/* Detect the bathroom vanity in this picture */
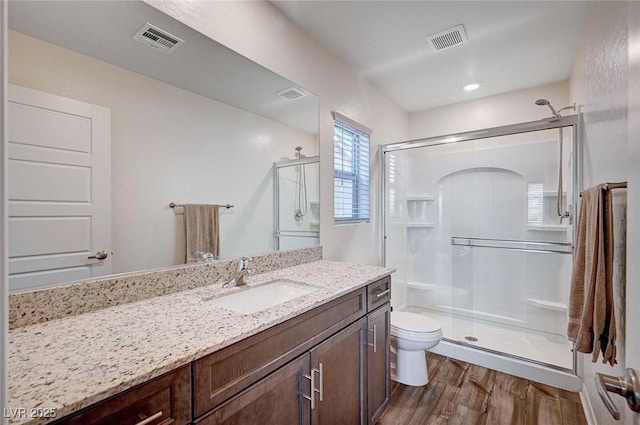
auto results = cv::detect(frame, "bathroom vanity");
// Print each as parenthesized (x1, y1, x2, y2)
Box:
(7, 259, 392, 425)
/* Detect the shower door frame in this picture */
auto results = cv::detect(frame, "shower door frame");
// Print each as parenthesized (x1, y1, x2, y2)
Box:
(379, 114, 581, 374)
(273, 156, 320, 251)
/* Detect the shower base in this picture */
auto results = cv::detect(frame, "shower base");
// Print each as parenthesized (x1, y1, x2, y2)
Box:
(407, 306, 580, 390)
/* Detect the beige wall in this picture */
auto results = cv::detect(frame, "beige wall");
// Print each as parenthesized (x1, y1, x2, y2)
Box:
(145, 0, 410, 265)
(8, 30, 317, 273)
(408, 80, 569, 139)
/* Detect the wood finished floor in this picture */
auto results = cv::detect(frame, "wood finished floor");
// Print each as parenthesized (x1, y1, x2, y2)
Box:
(377, 353, 587, 425)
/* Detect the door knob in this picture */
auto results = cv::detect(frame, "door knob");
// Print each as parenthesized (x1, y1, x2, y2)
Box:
(596, 368, 640, 419)
(88, 250, 109, 260)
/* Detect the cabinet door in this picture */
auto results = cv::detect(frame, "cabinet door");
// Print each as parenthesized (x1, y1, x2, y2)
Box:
(196, 353, 311, 425)
(367, 303, 391, 424)
(311, 317, 366, 425)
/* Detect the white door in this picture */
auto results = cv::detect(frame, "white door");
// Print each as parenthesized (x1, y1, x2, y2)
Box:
(8, 85, 111, 290)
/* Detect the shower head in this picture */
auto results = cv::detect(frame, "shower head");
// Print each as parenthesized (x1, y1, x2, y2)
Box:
(535, 99, 561, 118)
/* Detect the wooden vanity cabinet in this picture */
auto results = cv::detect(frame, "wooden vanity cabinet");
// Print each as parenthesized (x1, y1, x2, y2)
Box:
(53, 365, 191, 425)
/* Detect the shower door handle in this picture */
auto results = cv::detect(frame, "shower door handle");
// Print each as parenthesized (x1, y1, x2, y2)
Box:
(595, 368, 640, 419)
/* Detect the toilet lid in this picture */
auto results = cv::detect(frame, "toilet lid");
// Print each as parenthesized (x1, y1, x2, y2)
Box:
(391, 311, 441, 333)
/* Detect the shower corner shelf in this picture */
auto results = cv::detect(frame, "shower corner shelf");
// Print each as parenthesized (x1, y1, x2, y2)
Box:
(526, 224, 568, 232)
(543, 191, 567, 197)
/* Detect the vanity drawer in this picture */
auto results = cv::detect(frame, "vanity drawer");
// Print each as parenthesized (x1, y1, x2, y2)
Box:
(54, 366, 191, 425)
(367, 276, 391, 311)
(193, 287, 366, 417)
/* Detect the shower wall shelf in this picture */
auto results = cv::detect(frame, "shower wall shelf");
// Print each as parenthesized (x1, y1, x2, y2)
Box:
(406, 281, 436, 290)
(527, 298, 567, 312)
(526, 224, 568, 232)
(406, 196, 436, 226)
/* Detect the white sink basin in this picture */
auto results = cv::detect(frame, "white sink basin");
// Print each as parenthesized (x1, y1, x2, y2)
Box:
(206, 280, 318, 314)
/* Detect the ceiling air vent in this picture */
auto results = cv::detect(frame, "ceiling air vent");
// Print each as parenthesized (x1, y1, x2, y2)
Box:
(133, 23, 184, 54)
(427, 24, 468, 52)
(277, 87, 306, 100)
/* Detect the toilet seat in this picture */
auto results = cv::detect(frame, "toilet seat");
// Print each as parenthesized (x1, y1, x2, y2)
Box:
(391, 311, 442, 341)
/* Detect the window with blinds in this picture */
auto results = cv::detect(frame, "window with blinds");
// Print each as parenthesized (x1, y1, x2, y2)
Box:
(334, 116, 370, 224)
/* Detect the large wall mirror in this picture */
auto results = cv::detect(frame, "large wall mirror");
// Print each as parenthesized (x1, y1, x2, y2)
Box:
(6, 0, 320, 291)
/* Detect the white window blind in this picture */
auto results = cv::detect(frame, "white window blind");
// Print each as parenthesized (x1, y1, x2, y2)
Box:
(333, 114, 370, 224)
(527, 183, 544, 224)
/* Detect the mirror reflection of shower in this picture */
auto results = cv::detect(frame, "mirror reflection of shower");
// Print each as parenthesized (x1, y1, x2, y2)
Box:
(535, 99, 576, 223)
(294, 146, 308, 222)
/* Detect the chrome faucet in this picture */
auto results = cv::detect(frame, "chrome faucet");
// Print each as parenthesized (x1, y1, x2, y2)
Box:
(222, 257, 254, 288)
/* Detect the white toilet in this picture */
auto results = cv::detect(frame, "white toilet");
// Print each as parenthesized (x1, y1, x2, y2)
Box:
(390, 311, 442, 386)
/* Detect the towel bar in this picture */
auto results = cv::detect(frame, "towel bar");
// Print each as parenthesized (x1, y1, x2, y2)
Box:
(579, 181, 627, 197)
(169, 202, 233, 209)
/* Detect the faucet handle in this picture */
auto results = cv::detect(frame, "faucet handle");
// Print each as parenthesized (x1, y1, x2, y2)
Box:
(238, 256, 251, 270)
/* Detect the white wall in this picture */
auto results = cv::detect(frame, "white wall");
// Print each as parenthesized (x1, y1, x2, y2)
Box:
(409, 80, 569, 139)
(569, 3, 637, 424)
(8, 31, 317, 273)
(144, 0, 410, 266)
(627, 4, 640, 425)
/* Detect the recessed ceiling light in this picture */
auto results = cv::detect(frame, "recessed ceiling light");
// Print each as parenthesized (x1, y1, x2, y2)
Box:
(463, 83, 480, 91)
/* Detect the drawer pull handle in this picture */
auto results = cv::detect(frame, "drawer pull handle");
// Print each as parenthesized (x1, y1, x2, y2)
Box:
(375, 289, 390, 298)
(134, 411, 162, 425)
(367, 325, 377, 353)
(316, 363, 324, 402)
(302, 370, 316, 410)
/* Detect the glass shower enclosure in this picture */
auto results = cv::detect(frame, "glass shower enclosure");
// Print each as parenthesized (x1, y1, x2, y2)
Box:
(381, 116, 579, 371)
(274, 156, 320, 250)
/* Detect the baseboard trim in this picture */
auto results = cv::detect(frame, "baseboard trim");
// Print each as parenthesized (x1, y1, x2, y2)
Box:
(580, 382, 597, 425)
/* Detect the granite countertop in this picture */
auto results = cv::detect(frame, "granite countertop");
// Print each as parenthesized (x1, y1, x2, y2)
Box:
(7, 260, 393, 425)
